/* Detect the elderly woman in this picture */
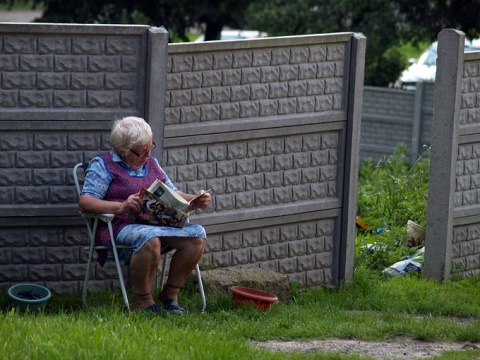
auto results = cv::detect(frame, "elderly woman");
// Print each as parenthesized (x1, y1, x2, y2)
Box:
(79, 116, 210, 315)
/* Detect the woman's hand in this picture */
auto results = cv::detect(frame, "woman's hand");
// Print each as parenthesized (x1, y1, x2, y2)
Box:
(120, 192, 143, 214)
(188, 191, 211, 211)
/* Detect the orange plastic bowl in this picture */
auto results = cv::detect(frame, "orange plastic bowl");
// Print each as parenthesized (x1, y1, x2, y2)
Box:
(229, 286, 278, 310)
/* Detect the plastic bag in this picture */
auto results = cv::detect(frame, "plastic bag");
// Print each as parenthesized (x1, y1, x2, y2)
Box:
(383, 247, 425, 276)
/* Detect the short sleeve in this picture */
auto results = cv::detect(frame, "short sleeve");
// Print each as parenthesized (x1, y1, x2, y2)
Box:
(80, 157, 112, 199)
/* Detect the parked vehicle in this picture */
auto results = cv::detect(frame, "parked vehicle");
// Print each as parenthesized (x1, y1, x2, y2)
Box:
(194, 29, 268, 42)
(397, 39, 480, 89)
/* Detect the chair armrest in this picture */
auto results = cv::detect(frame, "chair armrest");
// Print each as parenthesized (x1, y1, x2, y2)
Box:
(81, 212, 115, 223)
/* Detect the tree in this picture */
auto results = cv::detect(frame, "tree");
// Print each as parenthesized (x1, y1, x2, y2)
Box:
(396, 0, 480, 42)
(20, 0, 252, 42)
(245, 0, 480, 86)
(4, 0, 480, 85)
(245, 0, 405, 86)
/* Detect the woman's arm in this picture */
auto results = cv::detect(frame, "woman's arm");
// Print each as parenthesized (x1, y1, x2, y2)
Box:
(79, 193, 142, 215)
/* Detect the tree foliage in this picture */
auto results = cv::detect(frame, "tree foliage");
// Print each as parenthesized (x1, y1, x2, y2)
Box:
(3, 0, 480, 85)
(17, 0, 252, 42)
(245, 0, 480, 86)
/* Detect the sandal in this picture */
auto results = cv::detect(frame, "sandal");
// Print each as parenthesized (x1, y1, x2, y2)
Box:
(163, 299, 184, 315)
(142, 303, 163, 315)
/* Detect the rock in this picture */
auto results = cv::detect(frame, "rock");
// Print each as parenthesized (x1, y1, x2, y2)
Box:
(189, 267, 291, 302)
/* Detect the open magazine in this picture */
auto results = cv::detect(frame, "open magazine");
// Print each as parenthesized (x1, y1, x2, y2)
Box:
(129, 179, 211, 228)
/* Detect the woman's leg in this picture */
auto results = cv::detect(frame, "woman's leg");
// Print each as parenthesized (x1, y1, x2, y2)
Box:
(158, 236, 206, 303)
(130, 236, 161, 308)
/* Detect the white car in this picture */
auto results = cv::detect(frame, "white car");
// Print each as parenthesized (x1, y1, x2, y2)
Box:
(398, 39, 480, 89)
(194, 29, 268, 42)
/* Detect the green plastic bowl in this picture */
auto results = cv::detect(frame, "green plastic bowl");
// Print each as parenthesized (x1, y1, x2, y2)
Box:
(8, 283, 51, 312)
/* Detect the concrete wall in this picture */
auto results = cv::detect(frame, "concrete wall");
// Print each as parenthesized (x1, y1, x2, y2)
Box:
(0, 24, 365, 294)
(163, 34, 365, 287)
(424, 29, 480, 280)
(0, 23, 168, 294)
(361, 82, 434, 164)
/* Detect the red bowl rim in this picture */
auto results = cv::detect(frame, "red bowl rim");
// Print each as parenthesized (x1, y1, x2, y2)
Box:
(229, 286, 278, 302)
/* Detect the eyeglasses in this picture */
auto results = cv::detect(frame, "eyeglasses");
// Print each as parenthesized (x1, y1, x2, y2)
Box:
(130, 142, 156, 157)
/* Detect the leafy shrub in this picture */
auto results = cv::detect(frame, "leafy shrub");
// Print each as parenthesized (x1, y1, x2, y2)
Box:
(355, 145, 430, 271)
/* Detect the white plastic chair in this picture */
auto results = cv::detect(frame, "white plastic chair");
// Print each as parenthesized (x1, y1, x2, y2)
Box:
(73, 162, 206, 312)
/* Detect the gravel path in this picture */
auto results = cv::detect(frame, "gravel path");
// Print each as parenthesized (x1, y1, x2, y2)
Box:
(252, 339, 479, 359)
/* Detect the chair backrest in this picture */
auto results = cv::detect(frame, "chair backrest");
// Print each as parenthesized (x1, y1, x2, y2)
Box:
(73, 162, 89, 198)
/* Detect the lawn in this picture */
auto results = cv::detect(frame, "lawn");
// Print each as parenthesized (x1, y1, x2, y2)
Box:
(2, 146, 480, 359)
(1, 270, 480, 359)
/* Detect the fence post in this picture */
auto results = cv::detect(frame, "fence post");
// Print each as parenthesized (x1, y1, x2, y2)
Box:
(424, 29, 465, 280)
(338, 33, 367, 282)
(411, 81, 424, 164)
(145, 26, 169, 161)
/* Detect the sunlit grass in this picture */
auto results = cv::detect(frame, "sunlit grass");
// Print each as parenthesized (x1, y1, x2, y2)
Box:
(1, 270, 480, 359)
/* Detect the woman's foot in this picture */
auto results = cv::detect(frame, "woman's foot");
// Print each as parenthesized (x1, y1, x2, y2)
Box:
(142, 303, 163, 315)
(158, 284, 184, 315)
(162, 299, 184, 315)
(133, 292, 155, 310)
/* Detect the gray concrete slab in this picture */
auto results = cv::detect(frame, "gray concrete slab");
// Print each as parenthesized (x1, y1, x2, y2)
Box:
(0, 10, 43, 23)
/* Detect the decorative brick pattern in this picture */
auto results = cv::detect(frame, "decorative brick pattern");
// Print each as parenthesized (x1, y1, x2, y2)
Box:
(455, 142, 480, 207)
(162, 35, 359, 288)
(0, 24, 151, 293)
(165, 44, 346, 125)
(0, 132, 109, 205)
(0, 32, 145, 116)
(0, 25, 364, 292)
(451, 223, 480, 276)
(361, 82, 435, 163)
(461, 59, 480, 126)
(164, 132, 340, 210)
(200, 217, 335, 286)
(450, 56, 480, 277)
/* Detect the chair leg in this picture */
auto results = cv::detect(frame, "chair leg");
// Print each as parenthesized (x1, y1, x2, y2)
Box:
(83, 219, 97, 306)
(196, 264, 206, 312)
(82, 249, 94, 306)
(159, 252, 169, 290)
(112, 249, 129, 311)
(108, 224, 130, 311)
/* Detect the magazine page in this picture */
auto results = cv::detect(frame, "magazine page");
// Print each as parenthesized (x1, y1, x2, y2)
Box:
(129, 188, 188, 228)
(148, 179, 190, 211)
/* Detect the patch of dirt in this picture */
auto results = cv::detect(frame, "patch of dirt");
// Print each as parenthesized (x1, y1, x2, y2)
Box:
(252, 339, 479, 359)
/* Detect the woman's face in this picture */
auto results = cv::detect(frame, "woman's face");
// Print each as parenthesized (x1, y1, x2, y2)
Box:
(123, 139, 156, 169)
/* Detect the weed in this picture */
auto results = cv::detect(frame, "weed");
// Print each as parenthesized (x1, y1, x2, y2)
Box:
(356, 145, 430, 271)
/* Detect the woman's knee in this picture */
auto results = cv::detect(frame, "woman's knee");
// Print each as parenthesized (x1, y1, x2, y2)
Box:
(143, 236, 161, 254)
(192, 237, 206, 252)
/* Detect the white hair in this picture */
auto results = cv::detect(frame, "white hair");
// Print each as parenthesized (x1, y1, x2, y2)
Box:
(110, 116, 153, 156)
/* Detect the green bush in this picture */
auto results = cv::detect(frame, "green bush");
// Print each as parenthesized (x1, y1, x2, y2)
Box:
(355, 145, 430, 271)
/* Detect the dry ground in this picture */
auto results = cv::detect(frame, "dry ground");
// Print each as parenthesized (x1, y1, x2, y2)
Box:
(252, 339, 479, 359)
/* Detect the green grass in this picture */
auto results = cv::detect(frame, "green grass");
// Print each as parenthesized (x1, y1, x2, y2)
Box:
(2, 146, 478, 359)
(1, 270, 480, 359)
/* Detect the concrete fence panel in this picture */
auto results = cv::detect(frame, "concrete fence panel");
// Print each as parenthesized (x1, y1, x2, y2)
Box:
(361, 82, 434, 164)
(164, 33, 366, 287)
(425, 29, 480, 279)
(0, 23, 169, 293)
(0, 23, 365, 293)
